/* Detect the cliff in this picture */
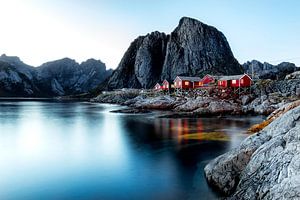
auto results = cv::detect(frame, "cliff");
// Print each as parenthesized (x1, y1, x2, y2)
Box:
(106, 17, 243, 89)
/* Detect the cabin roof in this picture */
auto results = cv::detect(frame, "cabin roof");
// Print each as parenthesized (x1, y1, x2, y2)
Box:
(202, 74, 223, 80)
(176, 76, 202, 82)
(218, 74, 251, 81)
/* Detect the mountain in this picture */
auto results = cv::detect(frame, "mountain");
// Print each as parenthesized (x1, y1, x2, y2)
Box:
(0, 60, 38, 97)
(107, 32, 168, 89)
(243, 60, 299, 80)
(0, 54, 112, 97)
(106, 17, 243, 89)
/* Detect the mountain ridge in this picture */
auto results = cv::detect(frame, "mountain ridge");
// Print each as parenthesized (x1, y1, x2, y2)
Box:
(0, 55, 112, 97)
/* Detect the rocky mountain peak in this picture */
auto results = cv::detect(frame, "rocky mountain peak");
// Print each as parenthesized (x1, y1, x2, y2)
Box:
(177, 16, 206, 29)
(39, 57, 77, 68)
(0, 54, 33, 69)
(105, 17, 243, 90)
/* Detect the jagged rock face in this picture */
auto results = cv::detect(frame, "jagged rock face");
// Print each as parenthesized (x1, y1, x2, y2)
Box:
(107, 32, 168, 89)
(0, 61, 39, 96)
(204, 102, 300, 199)
(36, 58, 112, 96)
(0, 55, 112, 97)
(161, 17, 243, 80)
(106, 17, 243, 89)
(134, 32, 168, 88)
(243, 60, 298, 80)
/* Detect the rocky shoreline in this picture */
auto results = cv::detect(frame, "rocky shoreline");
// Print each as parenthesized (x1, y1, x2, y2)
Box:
(204, 100, 300, 199)
(91, 91, 297, 117)
(91, 72, 300, 117)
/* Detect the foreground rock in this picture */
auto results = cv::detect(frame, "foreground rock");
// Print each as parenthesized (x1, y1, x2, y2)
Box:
(249, 100, 300, 133)
(204, 102, 300, 199)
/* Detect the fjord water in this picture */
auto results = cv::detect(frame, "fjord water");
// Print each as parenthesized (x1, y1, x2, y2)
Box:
(0, 101, 263, 200)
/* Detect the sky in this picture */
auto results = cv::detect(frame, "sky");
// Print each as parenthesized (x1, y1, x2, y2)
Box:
(0, 0, 300, 69)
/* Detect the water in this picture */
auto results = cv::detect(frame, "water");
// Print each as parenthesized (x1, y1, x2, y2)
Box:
(0, 100, 264, 200)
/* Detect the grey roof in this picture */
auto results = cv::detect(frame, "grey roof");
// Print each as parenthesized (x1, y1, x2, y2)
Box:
(218, 74, 249, 81)
(176, 76, 202, 82)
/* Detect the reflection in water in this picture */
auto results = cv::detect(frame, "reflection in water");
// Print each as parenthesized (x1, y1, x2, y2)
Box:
(0, 101, 264, 200)
(153, 117, 258, 145)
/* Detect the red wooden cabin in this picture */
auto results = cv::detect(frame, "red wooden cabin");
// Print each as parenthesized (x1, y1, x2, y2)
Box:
(201, 74, 218, 85)
(161, 80, 170, 90)
(218, 74, 252, 88)
(154, 83, 162, 90)
(174, 76, 202, 89)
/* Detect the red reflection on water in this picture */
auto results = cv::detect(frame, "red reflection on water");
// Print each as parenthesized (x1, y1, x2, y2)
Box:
(196, 119, 203, 140)
(182, 119, 189, 144)
(177, 119, 183, 144)
(154, 118, 206, 145)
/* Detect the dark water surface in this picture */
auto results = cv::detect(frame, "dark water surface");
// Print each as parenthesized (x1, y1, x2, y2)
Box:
(0, 101, 264, 200)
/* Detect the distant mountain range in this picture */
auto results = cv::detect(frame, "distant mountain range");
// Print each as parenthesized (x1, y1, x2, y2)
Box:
(0, 54, 112, 97)
(243, 60, 298, 80)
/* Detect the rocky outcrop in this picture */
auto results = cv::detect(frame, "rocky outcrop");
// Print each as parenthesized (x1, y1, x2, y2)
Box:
(105, 17, 243, 90)
(0, 55, 112, 97)
(204, 102, 300, 199)
(249, 100, 300, 133)
(243, 60, 298, 80)
(90, 89, 140, 104)
(92, 90, 244, 116)
(107, 32, 168, 89)
(0, 60, 38, 96)
(161, 17, 242, 81)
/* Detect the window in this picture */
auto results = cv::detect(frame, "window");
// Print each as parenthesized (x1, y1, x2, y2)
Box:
(232, 80, 236, 84)
(166, 84, 169, 88)
(185, 82, 189, 86)
(174, 82, 177, 86)
(241, 79, 244, 84)
(179, 81, 181, 86)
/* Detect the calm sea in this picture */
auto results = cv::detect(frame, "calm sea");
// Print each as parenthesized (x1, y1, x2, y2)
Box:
(0, 100, 263, 200)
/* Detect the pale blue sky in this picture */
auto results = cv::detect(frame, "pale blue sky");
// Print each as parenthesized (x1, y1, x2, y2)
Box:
(0, 0, 299, 68)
